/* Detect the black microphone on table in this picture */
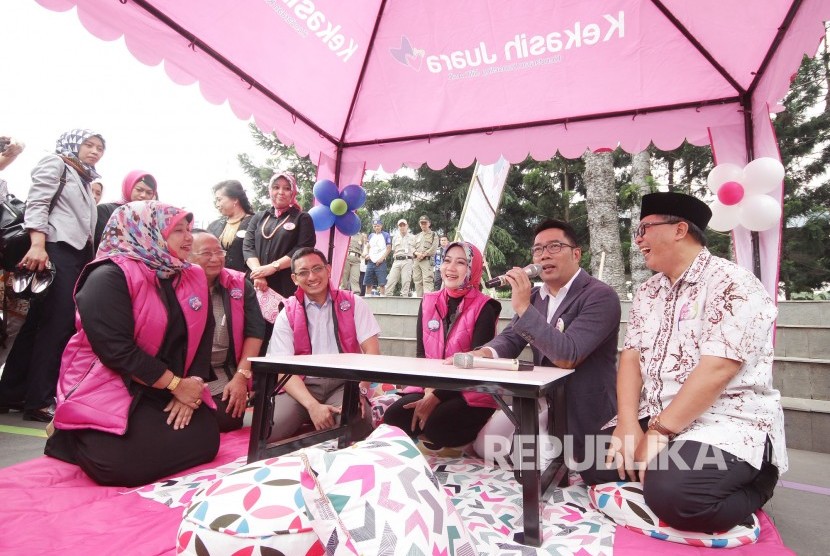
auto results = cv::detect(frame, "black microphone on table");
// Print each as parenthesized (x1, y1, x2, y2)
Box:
(453, 353, 534, 372)
(485, 264, 542, 288)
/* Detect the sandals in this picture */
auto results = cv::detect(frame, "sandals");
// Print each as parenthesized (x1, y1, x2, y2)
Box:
(12, 261, 55, 295)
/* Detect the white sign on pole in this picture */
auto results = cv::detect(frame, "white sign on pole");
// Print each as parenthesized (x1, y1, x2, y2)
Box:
(456, 156, 510, 252)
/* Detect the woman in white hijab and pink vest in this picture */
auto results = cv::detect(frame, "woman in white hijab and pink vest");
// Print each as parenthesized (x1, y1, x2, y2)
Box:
(382, 241, 502, 448)
(46, 201, 219, 487)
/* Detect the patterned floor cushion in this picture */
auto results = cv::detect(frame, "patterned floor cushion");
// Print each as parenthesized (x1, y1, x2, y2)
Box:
(300, 424, 479, 555)
(177, 455, 324, 555)
(368, 392, 399, 428)
(588, 481, 760, 548)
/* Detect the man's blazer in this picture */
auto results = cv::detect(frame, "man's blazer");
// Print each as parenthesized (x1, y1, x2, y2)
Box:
(485, 270, 621, 458)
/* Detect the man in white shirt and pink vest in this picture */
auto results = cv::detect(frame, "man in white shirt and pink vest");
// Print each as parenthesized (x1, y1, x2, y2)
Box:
(267, 247, 378, 441)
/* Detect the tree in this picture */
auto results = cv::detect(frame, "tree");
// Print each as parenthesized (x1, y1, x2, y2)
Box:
(774, 45, 830, 297)
(627, 149, 654, 290)
(583, 150, 626, 295)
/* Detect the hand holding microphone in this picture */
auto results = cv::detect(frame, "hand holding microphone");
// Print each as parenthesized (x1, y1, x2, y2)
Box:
(485, 264, 542, 288)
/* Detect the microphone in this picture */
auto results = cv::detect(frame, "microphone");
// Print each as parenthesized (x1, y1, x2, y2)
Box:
(453, 353, 534, 372)
(485, 264, 542, 288)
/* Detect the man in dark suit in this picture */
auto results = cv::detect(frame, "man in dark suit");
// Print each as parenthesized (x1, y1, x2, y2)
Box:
(467, 219, 620, 481)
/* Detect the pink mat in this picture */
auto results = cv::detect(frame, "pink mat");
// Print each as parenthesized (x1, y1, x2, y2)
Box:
(0, 428, 250, 556)
(1, 429, 794, 555)
(613, 511, 795, 555)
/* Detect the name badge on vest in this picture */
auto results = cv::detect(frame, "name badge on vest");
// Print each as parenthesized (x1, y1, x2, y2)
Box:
(189, 296, 203, 311)
(339, 300, 351, 311)
(235, 230, 247, 238)
(427, 319, 440, 331)
(284, 222, 296, 231)
(230, 288, 243, 299)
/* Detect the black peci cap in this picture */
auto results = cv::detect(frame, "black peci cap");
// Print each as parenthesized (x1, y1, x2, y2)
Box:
(640, 192, 712, 231)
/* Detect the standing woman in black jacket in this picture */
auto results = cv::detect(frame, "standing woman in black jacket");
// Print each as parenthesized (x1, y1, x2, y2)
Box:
(242, 172, 315, 298)
(207, 180, 253, 273)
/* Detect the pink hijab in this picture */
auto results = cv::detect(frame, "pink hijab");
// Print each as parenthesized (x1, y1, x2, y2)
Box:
(442, 241, 484, 299)
(120, 170, 158, 203)
(269, 171, 302, 215)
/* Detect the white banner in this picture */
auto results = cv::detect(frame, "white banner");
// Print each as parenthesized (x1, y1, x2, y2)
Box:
(456, 156, 510, 251)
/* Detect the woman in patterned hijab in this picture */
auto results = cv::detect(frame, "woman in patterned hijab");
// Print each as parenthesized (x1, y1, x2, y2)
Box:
(54, 128, 106, 184)
(46, 199, 220, 487)
(98, 200, 193, 278)
(0, 128, 106, 424)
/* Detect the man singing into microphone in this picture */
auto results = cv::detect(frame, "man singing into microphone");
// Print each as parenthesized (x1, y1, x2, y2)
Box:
(466, 219, 621, 481)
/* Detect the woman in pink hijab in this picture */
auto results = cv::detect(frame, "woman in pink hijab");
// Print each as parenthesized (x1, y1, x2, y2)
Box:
(242, 171, 315, 299)
(94, 170, 158, 251)
(382, 241, 502, 448)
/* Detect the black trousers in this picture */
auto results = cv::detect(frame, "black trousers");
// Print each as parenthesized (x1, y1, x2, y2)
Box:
(581, 419, 779, 533)
(46, 393, 220, 487)
(212, 392, 244, 433)
(0, 242, 91, 410)
(383, 392, 495, 448)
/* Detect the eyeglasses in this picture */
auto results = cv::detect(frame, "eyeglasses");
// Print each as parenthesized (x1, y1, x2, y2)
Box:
(293, 264, 327, 279)
(635, 220, 676, 238)
(531, 241, 577, 257)
(192, 249, 226, 258)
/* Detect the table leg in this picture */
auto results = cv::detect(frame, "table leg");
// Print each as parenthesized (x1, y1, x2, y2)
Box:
(338, 381, 358, 449)
(516, 396, 542, 547)
(248, 364, 277, 463)
(550, 380, 568, 487)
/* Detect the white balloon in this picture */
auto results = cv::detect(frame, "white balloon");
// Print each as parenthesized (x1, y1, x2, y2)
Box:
(739, 195, 781, 231)
(707, 163, 744, 195)
(742, 157, 785, 195)
(708, 200, 741, 232)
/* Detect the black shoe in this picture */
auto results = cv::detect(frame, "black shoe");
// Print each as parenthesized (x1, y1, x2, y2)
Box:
(23, 405, 55, 423)
(0, 400, 25, 413)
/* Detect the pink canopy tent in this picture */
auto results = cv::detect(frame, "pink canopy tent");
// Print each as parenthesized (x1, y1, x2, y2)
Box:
(35, 0, 830, 294)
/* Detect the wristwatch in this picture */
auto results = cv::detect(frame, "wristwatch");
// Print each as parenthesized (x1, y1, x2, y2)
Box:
(647, 415, 677, 440)
(237, 368, 253, 380)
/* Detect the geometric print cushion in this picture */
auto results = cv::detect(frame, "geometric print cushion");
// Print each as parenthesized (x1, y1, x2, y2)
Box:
(368, 392, 399, 428)
(300, 424, 478, 555)
(588, 482, 760, 548)
(177, 455, 323, 555)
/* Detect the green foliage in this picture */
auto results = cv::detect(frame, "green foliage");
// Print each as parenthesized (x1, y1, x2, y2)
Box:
(650, 142, 714, 195)
(774, 50, 830, 297)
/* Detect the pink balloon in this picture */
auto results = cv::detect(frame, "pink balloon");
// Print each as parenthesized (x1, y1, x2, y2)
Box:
(717, 181, 745, 206)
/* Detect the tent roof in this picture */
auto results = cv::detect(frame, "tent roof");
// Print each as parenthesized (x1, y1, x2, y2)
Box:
(37, 0, 830, 171)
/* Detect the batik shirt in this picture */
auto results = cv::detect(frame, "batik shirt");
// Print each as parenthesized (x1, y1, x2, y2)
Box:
(624, 248, 787, 472)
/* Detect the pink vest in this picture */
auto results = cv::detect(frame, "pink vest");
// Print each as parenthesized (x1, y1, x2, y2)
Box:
(406, 290, 497, 408)
(54, 256, 211, 435)
(217, 268, 246, 363)
(283, 288, 361, 355)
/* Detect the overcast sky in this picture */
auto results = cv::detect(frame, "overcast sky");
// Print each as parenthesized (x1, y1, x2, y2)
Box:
(0, 2, 265, 227)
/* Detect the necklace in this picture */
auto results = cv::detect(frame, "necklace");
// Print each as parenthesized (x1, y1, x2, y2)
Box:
(226, 214, 245, 225)
(260, 212, 292, 240)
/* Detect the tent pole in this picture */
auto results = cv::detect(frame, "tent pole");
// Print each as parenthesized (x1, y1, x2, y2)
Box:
(742, 96, 762, 280)
(328, 146, 345, 263)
